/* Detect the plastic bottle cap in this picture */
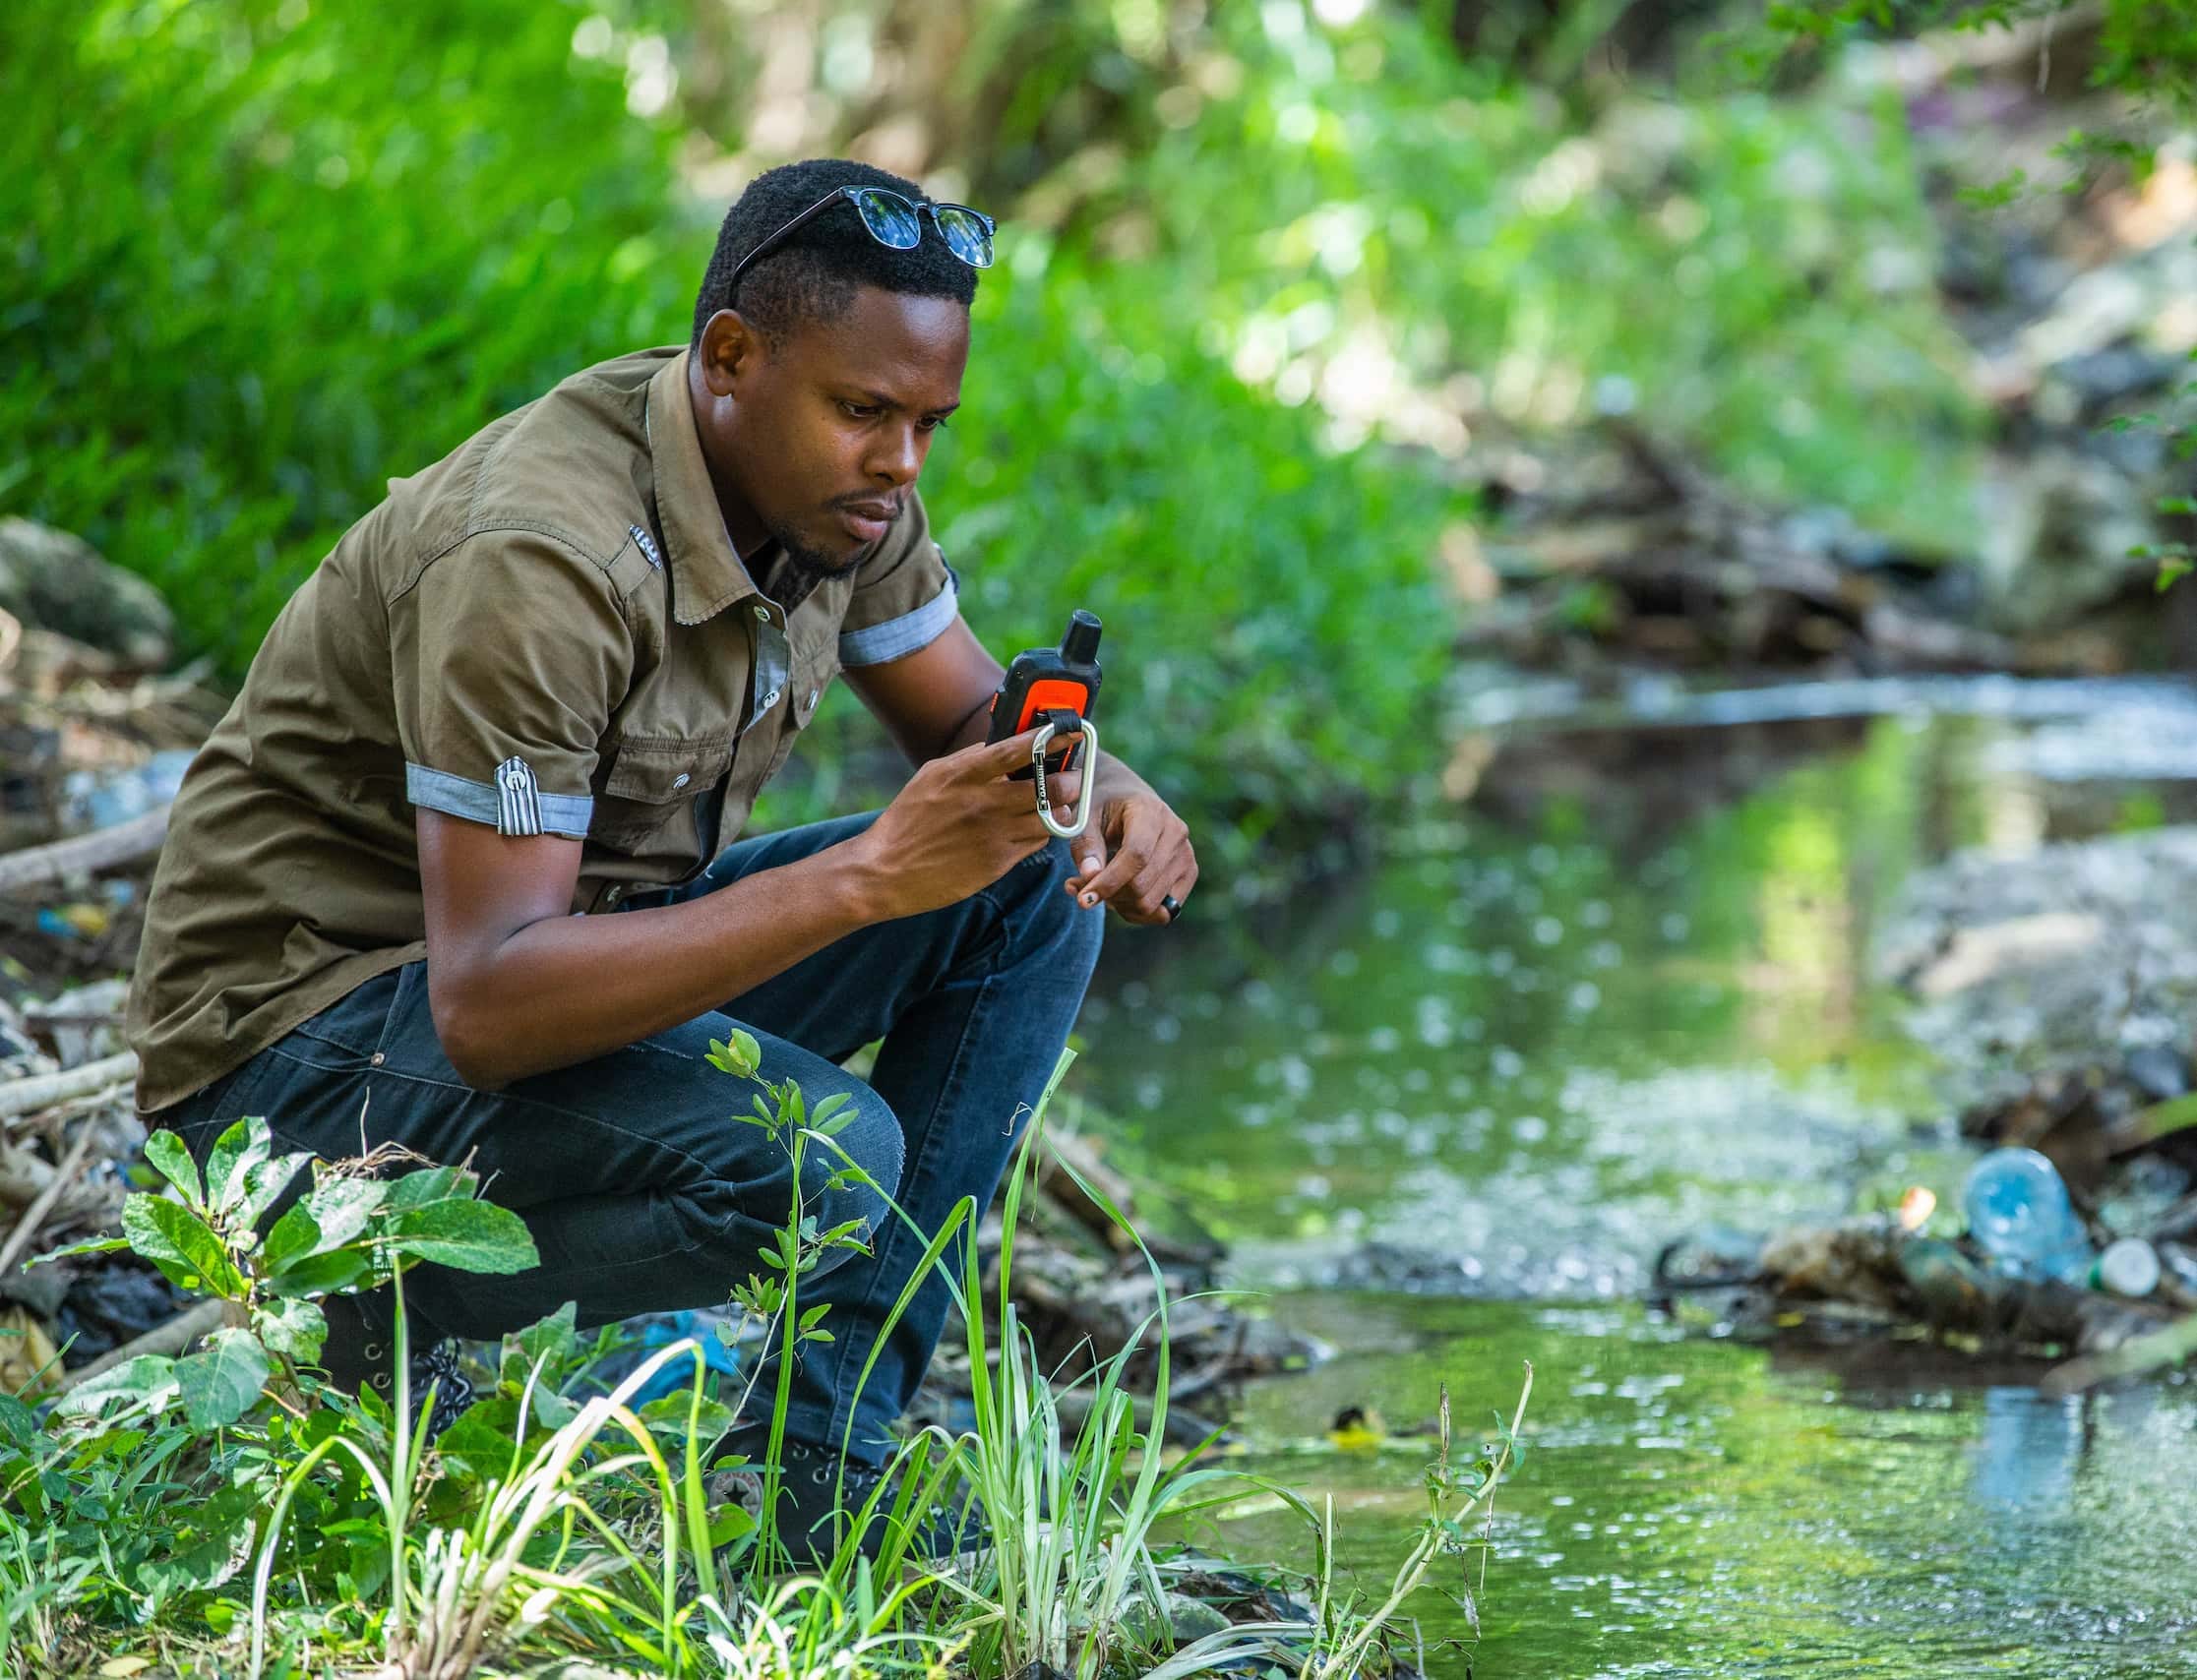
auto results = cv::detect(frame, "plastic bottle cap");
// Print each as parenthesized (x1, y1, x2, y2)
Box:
(2097, 1237, 2160, 1297)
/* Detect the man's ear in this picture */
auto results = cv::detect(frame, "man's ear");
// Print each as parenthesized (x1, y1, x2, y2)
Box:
(696, 308, 763, 395)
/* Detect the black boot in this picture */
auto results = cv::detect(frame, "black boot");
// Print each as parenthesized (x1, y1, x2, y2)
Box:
(705, 1424, 990, 1563)
(319, 1286, 475, 1440)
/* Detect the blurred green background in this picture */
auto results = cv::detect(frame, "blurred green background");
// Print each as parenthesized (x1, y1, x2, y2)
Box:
(1, 0, 2180, 869)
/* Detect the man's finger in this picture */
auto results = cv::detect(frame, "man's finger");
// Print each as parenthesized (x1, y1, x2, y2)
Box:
(1042, 767, 1084, 811)
(959, 728, 1047, 780)
(1066, 833, 1109, 898)
(1077, 816, 1162, 906)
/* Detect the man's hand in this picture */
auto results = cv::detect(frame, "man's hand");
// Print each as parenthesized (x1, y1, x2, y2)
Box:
(847, 727, 1072, 920)
(1063, 755, 1196, 926)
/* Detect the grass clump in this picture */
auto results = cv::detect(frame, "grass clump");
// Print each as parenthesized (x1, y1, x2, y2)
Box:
(1, 1048, 1529, 1678)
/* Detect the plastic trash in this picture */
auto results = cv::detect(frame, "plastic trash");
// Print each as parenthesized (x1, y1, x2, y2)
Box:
(580, 1306, 750, 1409)
(1962, 1147, 2095, 1284)
(2095, 1237, 2161, 1297)
(63, 748, 195, 832)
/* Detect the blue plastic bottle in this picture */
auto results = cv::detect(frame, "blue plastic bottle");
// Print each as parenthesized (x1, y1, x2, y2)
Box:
(1962, 1147, 2094, 1284)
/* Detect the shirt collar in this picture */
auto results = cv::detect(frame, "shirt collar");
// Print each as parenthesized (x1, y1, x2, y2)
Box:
(645, 348, 777, 627)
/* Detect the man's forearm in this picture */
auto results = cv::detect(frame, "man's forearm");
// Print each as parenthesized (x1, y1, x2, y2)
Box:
(437, 839, 885, 1089)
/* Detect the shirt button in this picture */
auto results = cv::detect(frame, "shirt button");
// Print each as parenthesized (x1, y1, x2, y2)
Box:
(763, 688, 781, 708)
(671, 772, 690, 790)
(754, 604, 770, 622)
(806, 688, 820, 710)
(603, 884, 624, 906)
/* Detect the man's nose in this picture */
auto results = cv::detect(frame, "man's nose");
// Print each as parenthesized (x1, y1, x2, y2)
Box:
(869, 423, 921, 489)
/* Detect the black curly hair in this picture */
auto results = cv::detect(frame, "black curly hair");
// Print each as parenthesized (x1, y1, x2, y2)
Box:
(691, 158, 981, 349)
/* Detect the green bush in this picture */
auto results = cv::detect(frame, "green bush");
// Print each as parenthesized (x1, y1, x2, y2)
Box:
(1088, 2, 1984, 547)
(0, 0, 703, 673)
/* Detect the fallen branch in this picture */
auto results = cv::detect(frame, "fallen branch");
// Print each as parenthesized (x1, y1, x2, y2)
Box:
(0, 1143, 55, 1209)
(53, 1298, 226, 1394)
(0, 805, 170, 893)
(2044, 1309, 2197, 1396)
(0, 1050, 139, 1120)
(0, 1122, 97, 1276)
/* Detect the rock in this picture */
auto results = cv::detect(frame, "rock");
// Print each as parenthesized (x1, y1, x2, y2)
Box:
(2127, 1045, 2192, 1105)
(0, 518, 173, 671)
(1880, 827, 2197, 1085)
(1972, 449, 2158, 636)
(1910, 912, 2106, 999)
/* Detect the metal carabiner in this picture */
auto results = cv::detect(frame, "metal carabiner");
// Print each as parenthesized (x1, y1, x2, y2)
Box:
(1028, 715, 1099, 841)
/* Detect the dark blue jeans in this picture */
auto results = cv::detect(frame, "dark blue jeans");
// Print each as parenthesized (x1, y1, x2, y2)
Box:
(162, 811, 1103, 1464)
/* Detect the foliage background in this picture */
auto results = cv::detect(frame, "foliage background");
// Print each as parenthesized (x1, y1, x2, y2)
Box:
(5, 0, 2168, 858)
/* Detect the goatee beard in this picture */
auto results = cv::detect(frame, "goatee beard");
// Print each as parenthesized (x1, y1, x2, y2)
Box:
(769, 525, 869, 591)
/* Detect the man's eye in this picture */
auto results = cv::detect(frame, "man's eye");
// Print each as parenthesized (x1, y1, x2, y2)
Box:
(918, 415, 950, 432)
(840, 402, 879, 420)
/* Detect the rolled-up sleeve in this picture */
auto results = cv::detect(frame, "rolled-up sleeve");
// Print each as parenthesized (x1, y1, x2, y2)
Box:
(388, 532, 632, 838)
(838, 491, 958, 667)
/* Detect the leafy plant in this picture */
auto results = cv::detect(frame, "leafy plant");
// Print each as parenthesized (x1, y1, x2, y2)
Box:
(34, 1118, 536, 1434)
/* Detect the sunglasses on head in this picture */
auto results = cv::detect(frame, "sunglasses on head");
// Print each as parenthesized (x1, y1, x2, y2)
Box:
(727, 185, 996, 298)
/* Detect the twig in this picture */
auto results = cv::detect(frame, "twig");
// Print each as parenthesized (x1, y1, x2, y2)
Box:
(53, 1298, 227, 1393)
(0, 1143, 54, 1209)
(0, 1122, 97, 1276)
(0, 805, 170, 892)
(0, 1051, 139, 1119)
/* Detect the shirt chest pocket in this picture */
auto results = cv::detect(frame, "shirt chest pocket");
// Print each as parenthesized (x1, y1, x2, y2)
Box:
(590, 733, 734, 848)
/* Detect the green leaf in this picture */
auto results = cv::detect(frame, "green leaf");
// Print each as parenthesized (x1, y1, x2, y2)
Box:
(433, 1398, 523, 1482)
(142, 1131, 204, 1209)
(233, 1149, 315, 1231)
(299, 1176, 388, 1250)
(2159, 556, 2194, 594)
(202, 1118, 271, 1216)
(386, 1198, 539, 1275)
(266, 1247, 371, 1298)
(260, 1203, 323, 1276)
(705, 1029, 763, 1079)
(382, 1164, 466, 1215)
(0, 1393, 39, 1451)
(252, 1296, 327, 1363)
(810, 1092, 851, 1128)
(530, 1386, 580, 1429)
(123, 1196, 247, 1299)
(23, 1234, 130, 1269)
(175, 1329, 271, 1430)
(55, 1354, 179, 1421)
(705, 1503, 757, 1550)
(512, 1300, 579, 1374)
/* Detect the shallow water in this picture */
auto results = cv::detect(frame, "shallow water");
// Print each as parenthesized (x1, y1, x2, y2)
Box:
(1079, 680, 2197, 1678)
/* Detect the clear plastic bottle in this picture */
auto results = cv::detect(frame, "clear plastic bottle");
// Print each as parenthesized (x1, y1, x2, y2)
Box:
(1962, 1147, 2094, 1284)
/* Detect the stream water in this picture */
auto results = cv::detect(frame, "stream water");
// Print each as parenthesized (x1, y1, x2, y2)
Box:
(1077, 678, 2197, 1679)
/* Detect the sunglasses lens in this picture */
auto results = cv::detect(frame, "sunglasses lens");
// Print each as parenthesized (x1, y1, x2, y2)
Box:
(933, 206, 995, 268)
(851, 188, 921, 249)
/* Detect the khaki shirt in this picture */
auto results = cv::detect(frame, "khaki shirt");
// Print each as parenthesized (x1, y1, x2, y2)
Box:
(127, 346, 956, 1114)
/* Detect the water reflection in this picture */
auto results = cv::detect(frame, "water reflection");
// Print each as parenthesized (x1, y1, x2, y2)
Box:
(1089, 684, 2197, 1676)
(1206, 1295, 2197, 1678)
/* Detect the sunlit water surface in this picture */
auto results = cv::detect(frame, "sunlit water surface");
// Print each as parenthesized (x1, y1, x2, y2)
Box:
(1078, 682, 2197, 1679)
